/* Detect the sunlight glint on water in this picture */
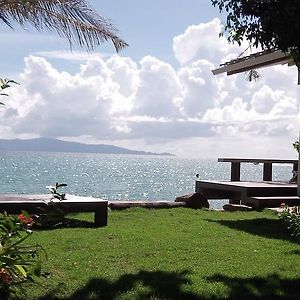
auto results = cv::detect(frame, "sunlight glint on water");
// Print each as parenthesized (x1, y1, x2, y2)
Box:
(0, 152, 294, 209)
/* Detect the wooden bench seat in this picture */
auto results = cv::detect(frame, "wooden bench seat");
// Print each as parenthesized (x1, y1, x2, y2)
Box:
(0, 194, 108, 227)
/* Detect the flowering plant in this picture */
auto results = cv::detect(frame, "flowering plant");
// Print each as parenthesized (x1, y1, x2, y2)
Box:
(0, 211, 44, 299)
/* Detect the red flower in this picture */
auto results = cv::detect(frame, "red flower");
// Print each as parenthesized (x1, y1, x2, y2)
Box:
(0, 268, 12, 284)
(18, 214, 34, 227)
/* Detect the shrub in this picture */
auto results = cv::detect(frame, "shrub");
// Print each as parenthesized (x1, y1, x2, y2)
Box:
(0, 211, 44, 299)
(279, 206, 300, 243)
(33, 183, 68, 228)
(33, 204, 66, 228)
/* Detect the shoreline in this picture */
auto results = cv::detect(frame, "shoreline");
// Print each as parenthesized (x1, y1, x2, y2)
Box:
(0, 194, 284, 212)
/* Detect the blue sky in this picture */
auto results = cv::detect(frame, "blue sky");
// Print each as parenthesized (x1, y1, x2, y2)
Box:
(95, 0, 219, 64)
(0, 1, 299, 158)
(3, 0, 219, 75)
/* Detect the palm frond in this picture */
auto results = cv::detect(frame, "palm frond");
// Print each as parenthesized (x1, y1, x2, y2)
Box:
(0, 0, 128, 52)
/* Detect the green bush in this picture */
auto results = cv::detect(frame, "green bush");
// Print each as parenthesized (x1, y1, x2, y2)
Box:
(0, 212, 44, 299)
(33, 183, 68, 228)
(279, 206, 300, 243)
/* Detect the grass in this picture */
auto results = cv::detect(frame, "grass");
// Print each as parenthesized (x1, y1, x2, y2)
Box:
(16, 208, 300, 299)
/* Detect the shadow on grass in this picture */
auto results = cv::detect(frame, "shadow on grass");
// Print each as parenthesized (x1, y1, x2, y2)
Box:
(206, 218, 297, 243)
(37, 270, 202, 300)
(32, 270, 300, 300)
(206, 273, 300, 300)
(33, 217, 97, 231)
(288, 249, 300, 255)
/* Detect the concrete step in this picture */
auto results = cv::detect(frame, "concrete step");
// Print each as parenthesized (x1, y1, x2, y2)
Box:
(246, 196, 300, 209)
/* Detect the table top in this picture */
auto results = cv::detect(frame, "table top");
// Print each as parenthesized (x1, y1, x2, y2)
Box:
(218, 158, 298, 164)
(0, 194, 107, 203)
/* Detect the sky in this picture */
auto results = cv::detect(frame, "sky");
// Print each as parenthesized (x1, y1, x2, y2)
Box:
(0, 0, 299, 159)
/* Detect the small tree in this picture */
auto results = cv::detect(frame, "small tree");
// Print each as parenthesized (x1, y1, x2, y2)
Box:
(211, 0, 300, 68)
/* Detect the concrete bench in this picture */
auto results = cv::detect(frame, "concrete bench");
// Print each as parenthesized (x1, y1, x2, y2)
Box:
(0, 194, 108, 227)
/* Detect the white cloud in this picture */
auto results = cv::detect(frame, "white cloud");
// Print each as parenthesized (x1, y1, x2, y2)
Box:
(34, 50, 108, 61)
(177, 59, 221, 116)
(2, 18, 300, 158)
(251, 85, 298, 116)
(132, 56, 183, 118)
(173, 18, 241, 65)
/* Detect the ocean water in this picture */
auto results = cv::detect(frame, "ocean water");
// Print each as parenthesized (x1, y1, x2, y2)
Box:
(0, 151, 294, 209)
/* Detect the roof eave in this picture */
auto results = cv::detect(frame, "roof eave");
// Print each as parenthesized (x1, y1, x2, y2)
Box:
(212, 50, 295, 76)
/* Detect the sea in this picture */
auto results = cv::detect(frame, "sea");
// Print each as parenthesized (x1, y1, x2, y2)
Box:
(0, 151, 294, 209)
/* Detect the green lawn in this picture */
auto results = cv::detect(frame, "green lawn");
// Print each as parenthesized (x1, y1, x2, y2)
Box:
(18, 208, 300, 299)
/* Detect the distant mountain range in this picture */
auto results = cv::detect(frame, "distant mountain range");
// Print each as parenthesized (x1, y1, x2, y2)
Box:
(0, 138, 174, 156)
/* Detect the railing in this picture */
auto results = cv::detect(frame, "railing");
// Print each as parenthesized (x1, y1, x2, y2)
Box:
(218, 158, 298, 181)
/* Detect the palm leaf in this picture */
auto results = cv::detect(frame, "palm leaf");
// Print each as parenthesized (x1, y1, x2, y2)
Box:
(0, 0, 128, 52)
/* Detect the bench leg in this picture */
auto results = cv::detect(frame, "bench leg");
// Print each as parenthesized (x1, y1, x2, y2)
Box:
(94, 208, 108, 227)
(229, 192, 241, 204)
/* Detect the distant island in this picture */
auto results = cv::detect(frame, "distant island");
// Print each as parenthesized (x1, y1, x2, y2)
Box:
(0, 138, 175, 156)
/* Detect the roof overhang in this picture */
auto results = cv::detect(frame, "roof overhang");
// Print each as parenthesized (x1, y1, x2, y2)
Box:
(212, 50, 295, 76)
